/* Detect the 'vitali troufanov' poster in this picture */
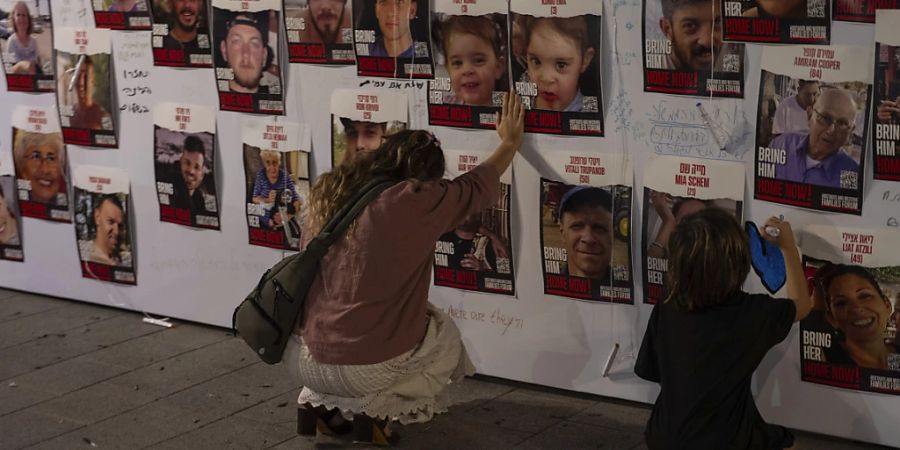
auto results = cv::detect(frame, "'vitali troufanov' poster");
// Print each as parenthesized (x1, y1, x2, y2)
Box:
(330, 88, 407, 165)
(722, 0, 830, 45)
(755, 45, 872, 215)
(539, 151, 633, 304)
(11, 105, 70, 223)
(800, 225, 900, 395)
(284, 0, 355, 64)
(641, 155, 745, 304)
(434, 148, 515, 295)
(873, 10, 900, 181)
(153, 102, 220, 229)
(0, 0, 55, 92)
(73, 165, 136, 285)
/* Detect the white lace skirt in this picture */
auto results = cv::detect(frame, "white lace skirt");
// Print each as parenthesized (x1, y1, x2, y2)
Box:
(282, 303, 475, 425)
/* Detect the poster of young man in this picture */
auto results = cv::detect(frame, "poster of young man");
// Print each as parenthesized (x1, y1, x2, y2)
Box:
(800, 225, 900, 395)
(832, 0, 898, 23)
(54, 27, 117, 148)
(351, 0, 433, 78)
(0, 158, 24, 262)
(433, 148, 514, 295)
(153, 102, 219, 229)
(0, 0, 55, 92)
(92, 0, 152, 29)
(284, 0, 355, 64)
(330, 88, 407, 165)
(754, 45, 872, 215)
(643, 0, 745, 98)
(242, 117, 311, 250)
(150, 0, 214, 67)
(721, 0, 830, 44)
(212, 0, 285, 114)
(641, 155, 744, 304)
(510, 0, 603, 136)
(427, 0, 509, 129)
(73, 165, 136, 285)
(874, 10, 900, 181)
(539, 151, 633, 304)
(11, 105, 70, 223)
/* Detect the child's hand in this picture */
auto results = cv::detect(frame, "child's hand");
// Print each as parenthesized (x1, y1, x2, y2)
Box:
(761, 216, 796, 251)
(496, 91, 525, 149)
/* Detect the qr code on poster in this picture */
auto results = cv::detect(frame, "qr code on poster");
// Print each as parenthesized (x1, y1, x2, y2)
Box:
(414, 41, 429, 57)
(840, 170, 858, 189)
(807, 0, 825, 18)
(582, 96, 598, 113)
(496, 257, 511, 274)
(722, 54, 740, 72)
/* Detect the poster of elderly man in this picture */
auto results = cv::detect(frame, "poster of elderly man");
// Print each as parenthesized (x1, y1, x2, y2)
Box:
(754, 45, 872, 215)
(0, 0, 55, 92)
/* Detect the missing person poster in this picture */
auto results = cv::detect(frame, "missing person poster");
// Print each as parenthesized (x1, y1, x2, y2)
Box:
(212, 0, 285, 114)
(874, 10, 900, 181)
(0, 157, 24, 262)
(0, 0, 55, 92)
(754, 45, 872, 215)
(150, 0, 214, 67)
(641, 155, 744, 304)
(833, 0, 898, 23)
(352, 0, 433, 78)
(73, 165, 136, 285)
(242, 117, 311, 250)
(285, 0, 354, 64)
(93, 0, 151, 29)
(330, 88, 407, 165)
(510, 0, 603, 136)
(643, 0, 745, 98)
(434, 148, 514, 295)
(721, 0, 830, 44)
(427, 0, 509, 129)
(54, 27, 117, 148)
(153, 102, 219, 229)
(11, 105, 70, 223)
(800, 225, 900, 395)
(539, 151, 633, 304)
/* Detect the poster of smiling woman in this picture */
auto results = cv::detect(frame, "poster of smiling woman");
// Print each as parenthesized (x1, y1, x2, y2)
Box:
(11, 105, 70, 223)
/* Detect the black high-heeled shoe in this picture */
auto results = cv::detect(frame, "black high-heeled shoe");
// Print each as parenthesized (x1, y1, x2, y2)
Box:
(297, 403, 353, 437)
(352, 413, 401, 447)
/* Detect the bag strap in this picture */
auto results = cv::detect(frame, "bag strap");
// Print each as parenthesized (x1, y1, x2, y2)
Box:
(314, 176, 398, 246)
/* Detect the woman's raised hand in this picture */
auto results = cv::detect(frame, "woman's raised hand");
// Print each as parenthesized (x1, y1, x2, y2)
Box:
(497, 91, 525, 150)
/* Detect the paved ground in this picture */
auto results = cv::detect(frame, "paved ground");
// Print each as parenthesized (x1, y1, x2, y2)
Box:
(0, 288, 893, 449)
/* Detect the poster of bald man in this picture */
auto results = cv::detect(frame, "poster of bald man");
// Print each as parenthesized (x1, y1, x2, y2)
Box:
(721, 0, 830, 44)
(0, 156, 24, 262)
(832, 0, 898, 23)
(755, 45, 872, 215)
(73, 165, 136, 285)
(92, 0, 152, 29)
(433, 149, 515, 295)
(641, 155, 745, 304)
(212, 0, 285, 114)
(330, 88, 407, 166)
(285, 0, 355, 64)
(510, 0, 603, 136)
(153, 102, 220, 229)
(149, 0, 214, 67)
(643, 0, 745, 97)
(873, 10, 900, 181)
(539, 151, 633, 304)
(352, 0, 433, 78)
(243, 117, 311, 250)
(54, 27, 117, 148)
(11, 105, 71, 223)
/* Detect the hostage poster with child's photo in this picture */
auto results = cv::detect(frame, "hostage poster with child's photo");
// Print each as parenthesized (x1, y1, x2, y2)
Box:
(153, 102, 220, 229)
(643, 0, 745, 98)
(284, 0, 355, 64)
(427, 0, 509, 129)
(433, 148, 515, 295)
(510, 0, 603, 136)
(149, 0, 214, 67)
(641, 155, 744, 304)
(212, 0, 285, 114)
(0, 0, 55, 92)
(330, 88, 407, 166)
(11, 105, 71, 223)
(92, 0, 152, 30)
(754, 45, 872, 215)
(0, 154, 24, 262)
(832, 0, 898, 23)
(242, 117, 311, 251)
(538, 151, 633, 304)
(799, 225, 900, 395)
(54, 27, 117, 148)
(352, 0, 433, 78)
(73, 165, 136, 285)
(721, 0, 830, 44)
(873, 10, 900, 181)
